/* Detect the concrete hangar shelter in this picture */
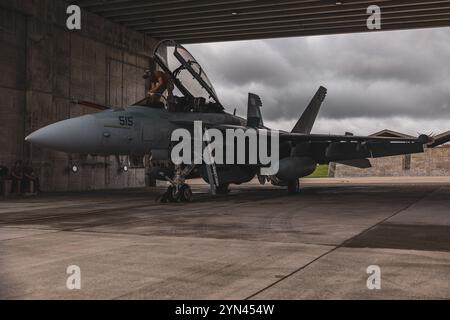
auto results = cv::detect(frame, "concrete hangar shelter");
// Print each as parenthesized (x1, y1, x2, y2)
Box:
(1, 0, 450, 192)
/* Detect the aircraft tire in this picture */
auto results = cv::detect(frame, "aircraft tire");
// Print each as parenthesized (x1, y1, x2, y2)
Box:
(158, 185, 176, 203)
(287, 179, 300, 194)
(216, 184, 230, 194)
(179, 184, 193, 202)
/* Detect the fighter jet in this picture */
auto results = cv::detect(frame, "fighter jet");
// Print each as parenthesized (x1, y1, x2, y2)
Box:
(25, 40, 447, 202)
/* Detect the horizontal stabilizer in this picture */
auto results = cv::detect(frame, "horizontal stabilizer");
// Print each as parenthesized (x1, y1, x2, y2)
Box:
(428, 131, 450, 148)
(292, 86, 327, 134)
(335, 159, 372, 169)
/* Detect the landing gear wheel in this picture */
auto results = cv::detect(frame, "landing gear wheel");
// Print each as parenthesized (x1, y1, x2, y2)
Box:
(287, 179, 300, 194)
(216, 183, 230, 194)
(157, 185, 176, 203)
(178, 184, 193, 202)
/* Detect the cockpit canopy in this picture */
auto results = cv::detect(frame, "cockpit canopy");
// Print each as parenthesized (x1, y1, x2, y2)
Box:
(155, 40, 220, 104)
(147, 40, 223, 112)
(134, 40, 223, 112)
(133, 40, 223, 113)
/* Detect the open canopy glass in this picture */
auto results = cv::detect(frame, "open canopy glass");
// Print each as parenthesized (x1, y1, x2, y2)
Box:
(153, 39, 222, 108)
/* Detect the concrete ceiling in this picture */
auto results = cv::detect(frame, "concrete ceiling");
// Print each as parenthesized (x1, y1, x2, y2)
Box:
(77, 0, 450, 43)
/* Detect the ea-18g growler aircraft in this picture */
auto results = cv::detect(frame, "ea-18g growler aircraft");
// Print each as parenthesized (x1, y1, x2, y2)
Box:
(26, 40, 447, 202)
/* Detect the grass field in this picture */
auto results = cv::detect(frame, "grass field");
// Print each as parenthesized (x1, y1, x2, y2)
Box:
(307, 164, 329, 178)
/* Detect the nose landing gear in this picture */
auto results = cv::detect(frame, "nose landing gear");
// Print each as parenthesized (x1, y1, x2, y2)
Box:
(156, 165, 195, 203)
(179, 183, 193, 202)
(157, 184, 193, 203)
(157, 183, 193, 203)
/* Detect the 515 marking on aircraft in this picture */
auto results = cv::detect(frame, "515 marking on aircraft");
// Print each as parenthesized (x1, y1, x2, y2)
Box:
(119, 116, 134, 126)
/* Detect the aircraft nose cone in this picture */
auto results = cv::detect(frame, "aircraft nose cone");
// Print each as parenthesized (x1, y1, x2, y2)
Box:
(25, 115, 100, 153)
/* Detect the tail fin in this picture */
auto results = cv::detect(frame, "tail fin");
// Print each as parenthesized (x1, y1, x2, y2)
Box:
(291, 86, 327, 133)
(247, 93, 264, 128)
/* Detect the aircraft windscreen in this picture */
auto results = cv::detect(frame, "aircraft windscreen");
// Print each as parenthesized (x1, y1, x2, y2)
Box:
(154, 40, 221, 105)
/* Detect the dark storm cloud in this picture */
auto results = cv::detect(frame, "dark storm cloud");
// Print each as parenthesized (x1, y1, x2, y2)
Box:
(186, 28, 450, 132)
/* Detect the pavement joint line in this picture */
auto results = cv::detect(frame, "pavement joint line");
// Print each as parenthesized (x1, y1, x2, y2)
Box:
(0, 194, 288, 234)
(0, 191, 279, 226)
(61, 205, 235, 231)
(243, 186, 440, 300)
(61, 199, 317, 232)
(11, 222, 339, 247)
(0, 198, 151, 215)
(0, 229, 63, 242)
(0, 226, 57, 231)
(0, 202, 165, 224)
(0, 191, 296, 231)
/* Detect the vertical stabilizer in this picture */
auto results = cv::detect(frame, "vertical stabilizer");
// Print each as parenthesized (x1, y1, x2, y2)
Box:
(291, 86, 327, 133)
(247, 93, 264, 128)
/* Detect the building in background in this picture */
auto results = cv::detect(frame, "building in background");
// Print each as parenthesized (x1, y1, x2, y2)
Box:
(330, 130, 450, 177)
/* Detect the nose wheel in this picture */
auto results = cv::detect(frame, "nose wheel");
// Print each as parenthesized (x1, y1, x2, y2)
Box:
(157, 185, 176, 203)
(157, 184, 192, 203)
(156, 164, 195, 203)
(178, 184, 193, 202)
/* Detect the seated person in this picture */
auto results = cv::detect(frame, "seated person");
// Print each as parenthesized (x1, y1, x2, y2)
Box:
(23, 163, 39, 193)
(10, 160, 23, 193)
(144, 70, 174, 107)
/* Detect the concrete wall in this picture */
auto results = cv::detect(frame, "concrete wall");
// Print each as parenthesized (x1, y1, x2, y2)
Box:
(0, 1, 158, 191)
(331, 146, 450, 177)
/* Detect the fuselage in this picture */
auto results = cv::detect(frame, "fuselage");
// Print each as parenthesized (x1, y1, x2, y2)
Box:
(25, 104, 318, 186)
(25, 105, 246, 159)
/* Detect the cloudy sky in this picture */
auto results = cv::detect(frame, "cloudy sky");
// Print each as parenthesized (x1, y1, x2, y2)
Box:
(186, 28, 450, 136)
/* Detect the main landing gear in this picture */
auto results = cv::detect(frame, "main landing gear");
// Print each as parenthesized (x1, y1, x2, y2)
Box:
(156, 133, 220, 203)
(156, 164, 195, 203)
(287, 178, 300, 194)
(215, 183, 230, 194)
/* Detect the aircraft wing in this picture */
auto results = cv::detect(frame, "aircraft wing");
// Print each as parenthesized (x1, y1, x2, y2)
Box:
(279, 132, 430, 144)
(171, 121, 429, 144)
(169, 120, 440, 161)
(280, 132, 430, 161)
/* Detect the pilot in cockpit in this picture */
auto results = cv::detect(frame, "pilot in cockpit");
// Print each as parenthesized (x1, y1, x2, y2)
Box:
(143, 69, 174, 106)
